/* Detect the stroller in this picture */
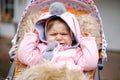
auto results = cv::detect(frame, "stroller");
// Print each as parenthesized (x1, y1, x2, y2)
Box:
(6, 0, 107, 80)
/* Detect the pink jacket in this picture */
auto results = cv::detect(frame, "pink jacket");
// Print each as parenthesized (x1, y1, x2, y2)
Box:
(18, 7, 98, 71)
(18, 32, 98, 71)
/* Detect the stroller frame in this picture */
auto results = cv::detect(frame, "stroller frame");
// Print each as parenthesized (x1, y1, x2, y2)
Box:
(6, 0, 107, 80)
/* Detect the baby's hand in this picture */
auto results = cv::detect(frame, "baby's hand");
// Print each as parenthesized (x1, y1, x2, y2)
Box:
(33, 29, 38, 34)
(81, 32, 91, 37)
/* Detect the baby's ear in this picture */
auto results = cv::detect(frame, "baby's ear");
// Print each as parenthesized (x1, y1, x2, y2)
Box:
(33, 29, 38, 34)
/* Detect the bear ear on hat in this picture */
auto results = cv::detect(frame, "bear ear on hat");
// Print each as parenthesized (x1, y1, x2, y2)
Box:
(49, 2, 66, 15)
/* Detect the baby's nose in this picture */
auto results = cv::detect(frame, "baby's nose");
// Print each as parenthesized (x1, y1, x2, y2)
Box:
(56, 34, 62, 41)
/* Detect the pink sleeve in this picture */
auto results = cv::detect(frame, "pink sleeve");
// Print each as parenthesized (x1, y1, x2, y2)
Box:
(77, 37, 98, 71)
(18, 32, 44, 66)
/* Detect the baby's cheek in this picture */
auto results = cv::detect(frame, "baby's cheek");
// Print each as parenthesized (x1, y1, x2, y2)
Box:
(66, 38, 72, 46)
(67, 42, 72, 46)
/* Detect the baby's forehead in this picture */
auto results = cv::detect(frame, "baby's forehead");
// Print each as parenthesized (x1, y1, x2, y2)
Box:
(47, 17, 66, 24)
(46, 18, 71, 30)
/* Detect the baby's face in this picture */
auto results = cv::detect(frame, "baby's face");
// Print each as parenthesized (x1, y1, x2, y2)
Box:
(46, 22, 72, 47)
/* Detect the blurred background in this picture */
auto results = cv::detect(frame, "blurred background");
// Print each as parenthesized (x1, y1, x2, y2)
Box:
(0, 0, 120, 80)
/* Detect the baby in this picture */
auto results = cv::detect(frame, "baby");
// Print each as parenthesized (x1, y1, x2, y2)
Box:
(18, 2, 98, 71)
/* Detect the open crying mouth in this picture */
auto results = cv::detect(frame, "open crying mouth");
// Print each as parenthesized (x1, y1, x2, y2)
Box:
(56, 41, 68, 47)
(60, 43, 64, 46)
(57, 42, 64, 46)
(59, 43, 68, 47)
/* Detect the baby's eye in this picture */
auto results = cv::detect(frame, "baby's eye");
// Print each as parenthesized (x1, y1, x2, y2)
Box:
(61, 33, 68, 35)
(50, 33, 57, 36)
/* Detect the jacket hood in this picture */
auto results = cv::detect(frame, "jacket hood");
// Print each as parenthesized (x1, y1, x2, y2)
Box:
(35, 12, 81, 47)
